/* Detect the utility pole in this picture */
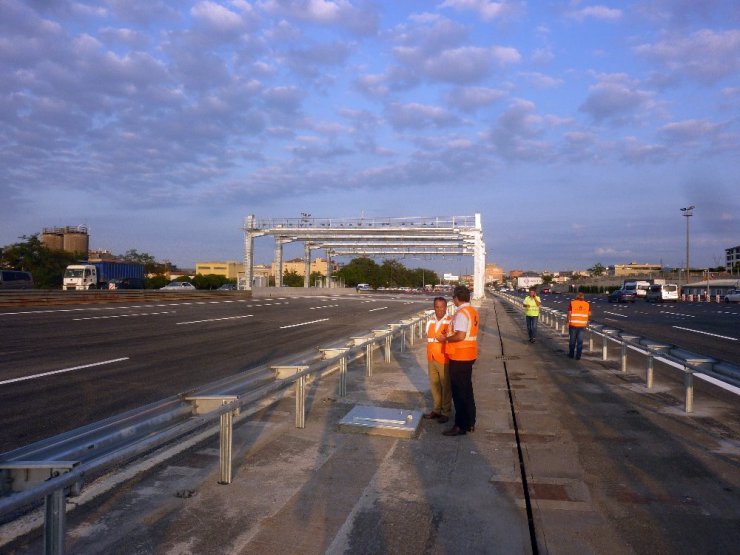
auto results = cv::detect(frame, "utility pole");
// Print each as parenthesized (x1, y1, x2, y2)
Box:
(680, 205, 695, 288)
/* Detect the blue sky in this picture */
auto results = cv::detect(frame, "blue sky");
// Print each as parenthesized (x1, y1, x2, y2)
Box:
(1, 0, 739, 273)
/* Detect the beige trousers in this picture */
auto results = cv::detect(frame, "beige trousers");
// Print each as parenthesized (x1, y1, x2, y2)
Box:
(428, 359, 452, 415)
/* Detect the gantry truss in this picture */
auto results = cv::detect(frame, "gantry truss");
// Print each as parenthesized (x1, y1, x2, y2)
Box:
(243, 214, 486, 299)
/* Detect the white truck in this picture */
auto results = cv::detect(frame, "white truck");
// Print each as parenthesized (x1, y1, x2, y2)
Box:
(63, 261, 145, 290)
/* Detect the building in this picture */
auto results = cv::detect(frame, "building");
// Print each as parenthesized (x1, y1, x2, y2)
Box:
(484, 263, 504, 284)
(608, 263, 662, 277)
(726, 246, 740, 272)
(516, 273, 542, 290)
(195, 261, 243, 280)
(270, 257, 334, 277)
(41, 225, 89, 254)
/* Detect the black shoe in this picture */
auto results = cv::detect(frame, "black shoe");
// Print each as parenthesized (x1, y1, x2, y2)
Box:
(568, 354, 574, 359)
(437, 415, 449, 424)
(575, 356, 581, 360)
(442, 426, 466, 436)
(468, 425, 475, 433)
(423, 411, 441, 419)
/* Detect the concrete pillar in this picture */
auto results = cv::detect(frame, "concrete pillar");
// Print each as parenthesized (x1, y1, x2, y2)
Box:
(473, 213, 486, 300)
(304, 243, 311, 288)
(243, 215, 255, 291)
(274, 238, 285, 287)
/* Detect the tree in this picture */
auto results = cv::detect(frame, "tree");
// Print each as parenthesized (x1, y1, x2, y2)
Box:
(0, 235, 79, 288)
(282, 269, 304, 287)
(192, 273, 230, 290)
(588, 263, 606, 277)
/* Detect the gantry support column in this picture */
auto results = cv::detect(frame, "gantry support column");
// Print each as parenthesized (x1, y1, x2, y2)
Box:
(473, 213, 486, 300)
(242, 215, 255, 291)
(274, 237, 290, 288)
(304, 243, 311, 288)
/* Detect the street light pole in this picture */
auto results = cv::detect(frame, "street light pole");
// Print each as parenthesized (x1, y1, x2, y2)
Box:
(680, 205, 695, 289)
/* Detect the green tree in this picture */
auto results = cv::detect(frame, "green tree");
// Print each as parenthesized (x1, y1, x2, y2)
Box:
(336, 257, 381, 287)
(588, 263, 606, 277)
(282, 269, 304, 287)
(309, 271, 324, 286)
(0, 235, 79, 288)
(192, 273, 230, 290)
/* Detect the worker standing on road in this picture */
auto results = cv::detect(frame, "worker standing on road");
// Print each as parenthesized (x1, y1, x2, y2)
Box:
(423, 297, 452, 424)
(437, 286, 479, 436)
(523, 287, 541, 343)
(567, 291, 591, 360)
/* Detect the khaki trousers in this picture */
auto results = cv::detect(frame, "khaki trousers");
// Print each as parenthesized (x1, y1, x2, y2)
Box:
(428, 359, 452, 415)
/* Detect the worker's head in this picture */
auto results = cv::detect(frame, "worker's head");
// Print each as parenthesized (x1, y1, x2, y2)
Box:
(452, 285, 470, 305)
(529, 287, 537, 296)
(576, 291, 585, 300)
(433, 296, 447, 318)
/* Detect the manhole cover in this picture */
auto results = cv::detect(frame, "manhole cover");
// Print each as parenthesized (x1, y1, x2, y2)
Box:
(495, 355, 520, 361)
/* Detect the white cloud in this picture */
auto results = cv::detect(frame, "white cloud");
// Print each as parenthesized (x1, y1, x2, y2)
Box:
(191, 1, 244, 32)
(519, 71, 563, 89)
(437, 0, 524, 21)
(447, 86, 507, 112)
(568, 5, 622, 22)
(579, 74, 655, 124)
(386, 102, 461, 130)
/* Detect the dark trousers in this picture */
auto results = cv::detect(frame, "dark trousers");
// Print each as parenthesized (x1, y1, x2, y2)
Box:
(568, 326, 585, 358)
(526, 315, 538, 339)
(449, 359, 476, 430)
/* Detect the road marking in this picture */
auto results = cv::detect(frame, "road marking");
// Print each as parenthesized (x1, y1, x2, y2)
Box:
(603, 311, 628, 318)
(74, 311, 172, 321)
(661, 311, 695, 318)
(368, 307, 388, 312)
(280, 318, 329, 329)
(672, 326, 737, 341)
(0, 358, 129, 386)
(177, 315, 254, 325)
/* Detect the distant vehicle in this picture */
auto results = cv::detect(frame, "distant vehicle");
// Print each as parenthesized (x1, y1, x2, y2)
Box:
(218, 283, 237, 291)
(356, 283, 372, 291)
(725, 289, 740, 303)
(622, 280, 651, 299)
(540, 287, 551, 294)
(107, 277, 145, 290)
(0, 270, 33, 290)
(64, 261, 145, 290)
(608, 289, 636, 303)
(646, 283, 678, 303)
(160, 281, 196, 291)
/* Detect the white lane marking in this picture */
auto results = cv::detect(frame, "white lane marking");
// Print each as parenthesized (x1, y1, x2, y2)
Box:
(368, 307, 388, 312)
(0, 358, 130, 386)
(74, 311, 172, 321)
(660, 311, 695, 318)
(177, 315, 254, 325)
(603, 311, 628, 318)
(672, 326, 737, 341)
(309, 304, 339, 310)
(280, 318, 329, 329)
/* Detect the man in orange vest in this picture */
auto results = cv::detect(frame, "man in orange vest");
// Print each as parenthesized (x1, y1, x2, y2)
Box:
(567, 291, 591, 360)
(437, 286, 479, 436)
(423, 297, 452, 424)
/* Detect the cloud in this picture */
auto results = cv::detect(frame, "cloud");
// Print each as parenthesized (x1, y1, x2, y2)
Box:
(579, 74, 655, 124)
(447, 86, 507, 112)
(487, 99, 552, 161)
(257, 0, 379, 36)
(386, 102, 461, 130)
(634, 29, 740, 85)
(519, 71, 563, 89)
(437, 0, 524, 22)
(567, 5, 622, 22)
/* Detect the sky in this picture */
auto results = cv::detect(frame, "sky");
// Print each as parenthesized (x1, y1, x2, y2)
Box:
(1, 0, 739, 274)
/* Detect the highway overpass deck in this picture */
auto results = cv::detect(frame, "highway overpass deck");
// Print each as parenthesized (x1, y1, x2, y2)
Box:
(3, 296, 739, 554)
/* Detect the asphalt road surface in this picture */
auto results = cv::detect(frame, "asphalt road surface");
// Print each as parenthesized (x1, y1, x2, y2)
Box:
(0, 294, 429, 453)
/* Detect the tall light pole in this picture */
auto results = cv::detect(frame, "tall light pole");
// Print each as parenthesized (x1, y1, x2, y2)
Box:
(680, 205, 695, 287)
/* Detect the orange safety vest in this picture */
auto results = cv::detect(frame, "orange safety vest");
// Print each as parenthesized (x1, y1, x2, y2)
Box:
(568, 299, 590, 327)
(426, 315, 452, 363)
(445, 304, 479, 361)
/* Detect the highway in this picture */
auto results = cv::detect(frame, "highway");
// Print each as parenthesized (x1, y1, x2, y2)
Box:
(0, 294, 429, 453)
(538, 293, 740, 365)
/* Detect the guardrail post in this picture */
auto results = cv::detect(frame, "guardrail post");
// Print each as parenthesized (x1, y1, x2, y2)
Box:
(588, 331, 593, 353)
(602, 335, 608, 361)
(684, 367, 694, 413)
(621, 342, 627, 373)
(219, 407, 233, 485)
(366, 343, 374, 377)
(400, 329, 406, 352)
(646, 355, 654, 389)
(295, 375, 306, 428)
(409, 324, 415, 346)
(44, 488, 66, 555)
(384, 335, 391, 363)
(561, 318, 567, 336)
(339, 356, 347, 396)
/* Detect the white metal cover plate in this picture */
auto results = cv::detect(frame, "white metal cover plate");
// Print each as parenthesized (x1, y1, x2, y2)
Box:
(338, 405, 422, 438)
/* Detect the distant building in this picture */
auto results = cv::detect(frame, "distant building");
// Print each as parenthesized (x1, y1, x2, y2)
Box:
(271, 257, 335, 277)
(485, 263, 504, 284)
(726, 245, 740, 271)
(41, 225, 89, 254)
(508, 269, 524, 279)
(196, 261, 243, 280)
(516, 272, 542, 290)
(608, 263, 662, 277)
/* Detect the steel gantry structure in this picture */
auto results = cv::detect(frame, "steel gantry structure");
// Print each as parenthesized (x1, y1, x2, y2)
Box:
(242, 214, 486, 299)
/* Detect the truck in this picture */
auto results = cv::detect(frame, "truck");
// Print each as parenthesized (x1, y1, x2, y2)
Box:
(63, 261, 145, 290)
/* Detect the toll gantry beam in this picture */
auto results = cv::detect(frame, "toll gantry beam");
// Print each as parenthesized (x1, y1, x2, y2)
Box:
(243, 214, 486, 299)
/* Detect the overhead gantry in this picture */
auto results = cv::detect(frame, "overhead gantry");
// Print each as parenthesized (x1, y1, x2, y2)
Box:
(242, 214, 486, 299)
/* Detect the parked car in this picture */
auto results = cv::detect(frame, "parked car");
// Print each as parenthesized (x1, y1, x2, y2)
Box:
(0, 270, 33, 289)
(725, 289, 740, 303)
(218, 283, 237, 291)
(608, 289, 636, 303)
(160, 281, 196, 291)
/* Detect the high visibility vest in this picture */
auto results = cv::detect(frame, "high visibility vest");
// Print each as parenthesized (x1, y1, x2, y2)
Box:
(426, 315, 452, 363)
(445, 304, 479, 361)
(568, 299, 590, 327)
(523, 295, 540, 316)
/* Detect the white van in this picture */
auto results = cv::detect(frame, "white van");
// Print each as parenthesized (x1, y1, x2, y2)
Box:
(646, 283, 679, 303)
(623, 280, 651, 298)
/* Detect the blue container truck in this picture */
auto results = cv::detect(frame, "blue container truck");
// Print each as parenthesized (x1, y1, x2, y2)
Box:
(63, 261, 145, 290)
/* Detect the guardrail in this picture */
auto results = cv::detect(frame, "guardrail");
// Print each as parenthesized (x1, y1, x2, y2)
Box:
(494, 292, 740, 412)
(0, 289, 253, 307)
(0, 310, 431, 554)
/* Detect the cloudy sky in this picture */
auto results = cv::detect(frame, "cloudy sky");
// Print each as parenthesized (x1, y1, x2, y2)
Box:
(2, 0, 739, 273)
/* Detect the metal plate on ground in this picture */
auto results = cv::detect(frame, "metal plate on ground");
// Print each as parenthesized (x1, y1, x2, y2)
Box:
(338, 405, 422, 438)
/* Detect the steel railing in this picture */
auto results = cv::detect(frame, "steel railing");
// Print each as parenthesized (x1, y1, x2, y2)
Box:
(0, 309, 432, 554)
(494, 291, 740, 412)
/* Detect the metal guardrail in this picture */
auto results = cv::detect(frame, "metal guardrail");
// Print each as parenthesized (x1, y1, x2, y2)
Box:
(494, 292, 740, 411)
(0, 290, 252, 307)
(0, 310, 430, 554)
